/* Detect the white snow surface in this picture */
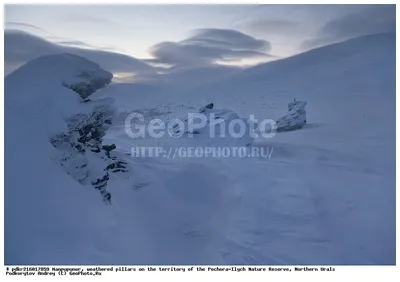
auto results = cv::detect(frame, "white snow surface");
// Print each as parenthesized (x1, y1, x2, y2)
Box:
(4, 33, 396, 265)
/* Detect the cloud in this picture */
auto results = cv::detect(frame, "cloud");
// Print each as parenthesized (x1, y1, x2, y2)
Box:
(5, 21, 57, 36)
(4, 30, 155, 76)
(4, 21, 63, 43)
(242, 19, 302, 36)
(187, 28, 271, 51)
(149, 28, 274, 67)
(56, 40, 96, 49)
(301, 5, 395, 50)
(5, 21, 121, 51)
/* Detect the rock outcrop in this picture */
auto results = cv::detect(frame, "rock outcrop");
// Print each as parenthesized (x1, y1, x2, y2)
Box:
(276, 100, 307, 132)
(8, 53, 126, 204)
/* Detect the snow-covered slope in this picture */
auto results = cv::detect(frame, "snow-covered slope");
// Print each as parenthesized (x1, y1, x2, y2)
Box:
(4, 33, 396, 265)
(101, 33, 395, 264)
(174, 33, 395, 264)
(5, 53, 113, 130)
(175, 33, 394, 121)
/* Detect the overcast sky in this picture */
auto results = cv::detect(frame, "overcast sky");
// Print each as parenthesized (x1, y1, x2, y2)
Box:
(4, 4, 396, 76)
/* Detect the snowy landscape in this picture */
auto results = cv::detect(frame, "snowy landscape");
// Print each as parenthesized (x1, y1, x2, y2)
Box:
(4, 5, 396, 265)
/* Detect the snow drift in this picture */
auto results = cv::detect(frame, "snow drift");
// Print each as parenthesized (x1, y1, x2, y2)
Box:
(169, 102, 254, 147)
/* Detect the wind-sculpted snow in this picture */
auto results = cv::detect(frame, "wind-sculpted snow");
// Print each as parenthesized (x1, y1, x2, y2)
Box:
(276, 100, 307, 132)
(6, 53, 113, 97)
(169, 103, 254, 147)
(4, 54, 113, 133)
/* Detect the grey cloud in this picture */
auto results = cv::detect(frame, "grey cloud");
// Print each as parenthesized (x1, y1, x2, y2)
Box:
(5, 22, 121, 52)
(4, 30, 154, 76)
(150, 42, 271, 66)
(4, 21, 62, 42)
(302, 5, 395, 50)
(56, 40, 95, 48)
(5, 21, 56, 36)
(149, 28, 273, 67)
(242, 19, 302, 36)
(188, 28, 271, 51)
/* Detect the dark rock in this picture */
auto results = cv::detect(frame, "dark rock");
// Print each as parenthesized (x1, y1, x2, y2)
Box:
(102, 144, 116, 152)
(199, 103, 214, 113)
(205, 103, 214, 109)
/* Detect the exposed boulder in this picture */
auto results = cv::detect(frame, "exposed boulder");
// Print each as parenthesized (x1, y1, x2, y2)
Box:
(63, 70, 113, 100)
(276, 100, 307, 132)
(199, 103, 214, 113)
